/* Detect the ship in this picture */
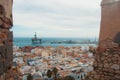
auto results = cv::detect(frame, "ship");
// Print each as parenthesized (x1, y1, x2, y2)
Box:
(32, 33, 42, 44)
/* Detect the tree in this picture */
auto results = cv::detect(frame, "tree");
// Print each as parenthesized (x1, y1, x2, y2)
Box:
(47, 70, 52, 78)
(64, 76, 75, 80)
(27, 73, 33, 80)
(52, 67, 58, 79)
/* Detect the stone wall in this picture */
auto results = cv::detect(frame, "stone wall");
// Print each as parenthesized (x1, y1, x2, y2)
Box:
(0, 0, 13, 77)
(85, 0, 120, 80)
(93, 48, 120, 80)
(85, 48, 120, 80)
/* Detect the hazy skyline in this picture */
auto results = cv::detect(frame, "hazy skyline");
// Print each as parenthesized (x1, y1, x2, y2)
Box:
(12, 0, 101, 38)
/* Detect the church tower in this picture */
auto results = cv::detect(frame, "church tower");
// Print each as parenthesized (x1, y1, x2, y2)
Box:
(99, 0, 120, 48)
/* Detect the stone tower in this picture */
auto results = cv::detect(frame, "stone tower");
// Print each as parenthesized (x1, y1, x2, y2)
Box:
(99, 0, 120, 48)
(86, 0, 120, 80)
(0, 0, 13, 78)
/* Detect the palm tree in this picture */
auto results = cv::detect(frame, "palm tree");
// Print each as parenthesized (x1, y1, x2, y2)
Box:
(47, 70, 52, 78)
(52, 67, 58, 79)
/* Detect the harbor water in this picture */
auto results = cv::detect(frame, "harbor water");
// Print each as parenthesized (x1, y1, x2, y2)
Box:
(13, 37, 98, 47)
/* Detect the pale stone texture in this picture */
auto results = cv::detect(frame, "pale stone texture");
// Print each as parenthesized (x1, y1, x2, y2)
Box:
(111, 64, 120, 70)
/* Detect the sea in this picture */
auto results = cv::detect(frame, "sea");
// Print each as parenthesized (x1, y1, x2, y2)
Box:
(13, 37, 98, 47)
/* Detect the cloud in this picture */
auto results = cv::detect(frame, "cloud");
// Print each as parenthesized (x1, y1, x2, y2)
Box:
(12, 0, 102, 38)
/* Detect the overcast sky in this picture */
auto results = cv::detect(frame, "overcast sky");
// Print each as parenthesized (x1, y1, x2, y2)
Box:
(12, 0, 102, 38)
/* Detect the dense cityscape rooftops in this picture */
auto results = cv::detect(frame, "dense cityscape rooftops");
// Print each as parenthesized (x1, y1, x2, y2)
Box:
(11, 46, 96, 80)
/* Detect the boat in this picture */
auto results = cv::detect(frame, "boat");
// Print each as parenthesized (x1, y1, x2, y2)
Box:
(32, 33, 42, 44)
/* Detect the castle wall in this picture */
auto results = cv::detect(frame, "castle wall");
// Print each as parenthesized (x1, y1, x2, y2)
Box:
(92, 49, 120, 80)
(85, 1, 120, 80)
(99, 0, 120, 48)
(0, 0, 13, 77)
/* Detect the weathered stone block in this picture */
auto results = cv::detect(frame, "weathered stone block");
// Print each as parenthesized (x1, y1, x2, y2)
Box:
(111, 64, 120, 70)
(94, 75, 100, 79)
(115, 75, 120, 79)
(103, 63, 109, 68)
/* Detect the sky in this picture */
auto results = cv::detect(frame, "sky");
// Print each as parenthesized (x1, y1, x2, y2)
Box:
(12, 0, 102, 38)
